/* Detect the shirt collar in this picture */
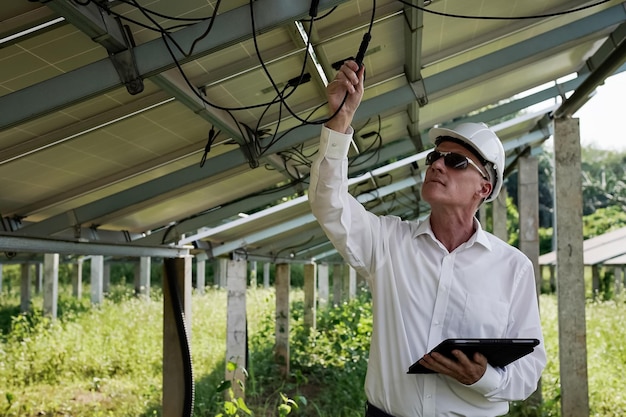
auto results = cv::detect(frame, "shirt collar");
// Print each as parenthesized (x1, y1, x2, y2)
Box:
(414, 215, 493, 251)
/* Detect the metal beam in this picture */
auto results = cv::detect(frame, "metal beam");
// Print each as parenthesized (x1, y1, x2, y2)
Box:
(422, 4, 626, 100)
(404, 0, 427, 152)
(0, 234, 189, 258)
(0, 0, 347, 130)
(44, 0, 127, 52)
(554, 22, 626, 118)
(182, 117, 554, 257)
(16, 77, 553, 238)
(16, 6, 623, 238)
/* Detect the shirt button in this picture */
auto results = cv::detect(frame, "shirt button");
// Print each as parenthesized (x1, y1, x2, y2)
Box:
(427, 395, 432, 399)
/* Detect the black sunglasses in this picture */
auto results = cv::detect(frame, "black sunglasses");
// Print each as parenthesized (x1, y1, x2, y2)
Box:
(425, 150, 488, 179)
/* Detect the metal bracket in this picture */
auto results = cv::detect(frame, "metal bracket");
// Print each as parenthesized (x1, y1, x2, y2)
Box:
(109, 23, 144, 95)
(241, 124, 262, 169)
(408, 77, 428, 107)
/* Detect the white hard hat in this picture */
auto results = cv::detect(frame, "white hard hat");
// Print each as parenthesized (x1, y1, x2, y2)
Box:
(428, 122, 505, 203)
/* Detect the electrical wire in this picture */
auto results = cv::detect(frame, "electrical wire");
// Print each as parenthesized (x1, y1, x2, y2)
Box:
(397, 0, 612, 20)
(163, 259, 195, 417)
(91, 0, 377, 160)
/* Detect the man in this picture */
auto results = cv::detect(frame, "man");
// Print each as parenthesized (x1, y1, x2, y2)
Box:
(308, 60, 546, 416)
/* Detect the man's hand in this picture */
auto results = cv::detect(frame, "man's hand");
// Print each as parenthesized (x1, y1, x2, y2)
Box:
(325, 60, 364, 133)
(419, 350, 488, 385)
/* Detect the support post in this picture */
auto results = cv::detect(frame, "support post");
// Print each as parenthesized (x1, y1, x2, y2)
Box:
(249, 260, 257, 288)
(317, 263, 329, 309)
(554, 117, 589, 417)
(478, 204, 488, 229)
(20, 264, 31, 313)
(303, 263, 317, 332)
(615, 266, 623, 295)
(275, 263, 290, 378)
(72, 258, 83, 298)
(35, 263, 43, 294)
(332, 264, 342, 306)
(225, 258, 248, 399)
(91, 255, 104, 305)
(492, 186, 508, 241)
(139, 256, 151, 298)
(217, 258, 228, 288)
(263, 262, 270, 288)
(518, 154, 542, 406)
(43, 254, 59, 320)
(103, 261, 111, 294)
(163, 256, 193, 417)
(591, 265, 600, 298)
(196, 258, 206, 294)
(343, 264, 356, 301)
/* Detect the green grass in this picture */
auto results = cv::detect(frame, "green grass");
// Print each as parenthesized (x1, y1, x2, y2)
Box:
(1, 286, 625, 416)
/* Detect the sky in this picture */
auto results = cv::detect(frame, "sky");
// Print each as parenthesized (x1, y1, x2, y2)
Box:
(572, 70, 626, 152)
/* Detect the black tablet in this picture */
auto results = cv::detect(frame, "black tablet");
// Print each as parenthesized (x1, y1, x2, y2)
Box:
(407, 338, 540, 374)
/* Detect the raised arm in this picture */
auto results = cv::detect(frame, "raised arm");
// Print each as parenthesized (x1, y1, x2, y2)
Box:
(308, 61, 380, 276)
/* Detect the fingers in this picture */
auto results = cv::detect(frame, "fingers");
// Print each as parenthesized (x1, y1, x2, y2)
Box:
(419, 350, 487, 385)
(330, 60, 363, 94)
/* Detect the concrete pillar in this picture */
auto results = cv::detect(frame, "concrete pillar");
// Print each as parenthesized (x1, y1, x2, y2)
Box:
(225, 259, 248, 399)
(20, 263, 31, 313)
(317, 263, 329, 308)
(492, 186, 508, 241)
(303, 263, 317, 332)
(35, 263, 43, 294)
(216, 258, 228, 288)
(591, 265, 600, 298)
(43, 254, 59, 319)
(332, 264, 343, 306)
(478, 204, 488, 229)
(249, 260, 257, 288)
(518, 155, 541, 296)
(275, 263, 290, 378)
(554, 117, 589, 417)
(196, 259, 206, 294)
(615, 266, 624, 295)
(162, 256, 193, 417)
(138, 256, 151, 298)
(263, 262, 270, 288)
(103, 262, 111, 294)
(518, 154, 542, 405)
(91, 255, 104, 305)
(343, 264, 356, 301)
(72, 259, 83, 298)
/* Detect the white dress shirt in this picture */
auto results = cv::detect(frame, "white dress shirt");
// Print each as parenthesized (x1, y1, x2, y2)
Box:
(308, 126, 546, 417)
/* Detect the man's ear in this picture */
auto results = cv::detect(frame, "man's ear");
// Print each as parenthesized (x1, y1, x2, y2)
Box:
(477, 180, 493, 200)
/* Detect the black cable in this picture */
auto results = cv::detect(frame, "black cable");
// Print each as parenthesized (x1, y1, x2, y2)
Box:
(199, 126, 220, 168)
(80, 0, 378, 160)
(163, 259, 195, 417)
(397, 0, 611, 20)
(249, 0, 318, 125)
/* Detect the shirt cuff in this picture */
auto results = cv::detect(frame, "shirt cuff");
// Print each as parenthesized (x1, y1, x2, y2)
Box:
(467, 364, 501, 396)
(320, 125, 354, 159)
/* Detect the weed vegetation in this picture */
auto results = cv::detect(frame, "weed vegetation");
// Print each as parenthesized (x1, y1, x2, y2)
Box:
(1, 285, 625, 416)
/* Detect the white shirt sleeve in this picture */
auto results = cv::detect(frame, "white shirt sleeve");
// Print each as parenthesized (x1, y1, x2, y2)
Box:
(308, 125, 381, 276)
